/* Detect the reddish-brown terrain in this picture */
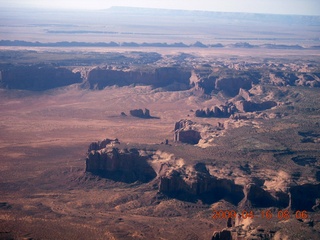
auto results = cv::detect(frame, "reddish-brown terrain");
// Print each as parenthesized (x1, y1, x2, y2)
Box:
(0, 6, 320, 240)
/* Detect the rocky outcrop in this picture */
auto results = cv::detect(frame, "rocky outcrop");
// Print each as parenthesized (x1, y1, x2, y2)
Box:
(235, 100, 277, 112)
(159, 163, 244, 205)
(130, 108, 151, 118)
(173, 120, 201, 144)
(86, 139, 156, 183)
(196, 75, 217, 94)
(195, 103, 237, 118)
(0, 65, 82, 91)
(86, 67, 191, 90)
(215, 77, 252, 97)
(87, 138, 120, 152)
(173, 119, 226, 146)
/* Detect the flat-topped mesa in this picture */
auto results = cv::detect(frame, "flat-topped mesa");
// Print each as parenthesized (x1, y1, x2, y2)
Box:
(0, 65, 82, 91)
(86, 66, 192, 90)
(173, 119, 201, 144)
(235, 100, 277, 112)
(86, 138, 156, 183)
(159, 163, 244, 205)
(85, 139, 320, 211)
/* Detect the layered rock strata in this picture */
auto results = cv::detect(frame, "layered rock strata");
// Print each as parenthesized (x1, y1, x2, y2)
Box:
(0, 65, 82, 91)
(86, 138, 156, 183)
(86, 67, 192, 90)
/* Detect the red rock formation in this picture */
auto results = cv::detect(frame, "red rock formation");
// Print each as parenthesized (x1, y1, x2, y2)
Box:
(159, 164, 244, 205)
(235, 100, 277, 112)
(173, 120, 201, 144)
(129, 108, 151, 118)
(86, 139, 156, 183)
(215, 77, 252, 97)
(0, 65, 82, 91)
(195, 103, 237, 118)
(86, 67, 191, 90)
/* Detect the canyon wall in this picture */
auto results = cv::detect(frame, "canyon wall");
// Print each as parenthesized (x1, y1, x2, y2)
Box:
(0, 65, 82, 91)
(86, 67, 192, 90)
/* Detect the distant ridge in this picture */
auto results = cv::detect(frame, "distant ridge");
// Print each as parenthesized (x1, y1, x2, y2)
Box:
(0, 40, 318, 50)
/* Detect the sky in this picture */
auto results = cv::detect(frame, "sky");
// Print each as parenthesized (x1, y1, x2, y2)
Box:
(1, 0, 320, 16)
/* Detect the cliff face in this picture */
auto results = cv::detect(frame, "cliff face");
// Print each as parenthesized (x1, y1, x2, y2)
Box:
(86, 139, 156, 183)
(215, 77, 252, 97)
(159, 164, 244, 205)
(173, 120, 202, 144)
(235, 100, 277, 112)
(86, 67, 191, 90)
(0, 65, 82, 91)
(85, 140, 320, 212)
(289, 183, 320, 211)
(195, 103, 237, 118)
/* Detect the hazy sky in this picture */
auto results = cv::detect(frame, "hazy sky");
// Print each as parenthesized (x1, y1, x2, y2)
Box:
(1, 0, 320, 15)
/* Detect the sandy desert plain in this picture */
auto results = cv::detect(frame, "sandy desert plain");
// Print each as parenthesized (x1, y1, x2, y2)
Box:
(0, 7, 320, 240)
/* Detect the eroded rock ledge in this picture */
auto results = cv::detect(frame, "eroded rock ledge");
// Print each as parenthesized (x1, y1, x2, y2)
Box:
(0, 65, 82, 91)
(86, 66, 192, 90)
(86, 139, 156, 183)
(85, 138, 320, 211)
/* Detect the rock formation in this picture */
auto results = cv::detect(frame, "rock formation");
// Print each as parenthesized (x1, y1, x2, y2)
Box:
(240, 184, 280, 208)
(86, 138, 156, 183)
(0, 65, 82, 91)
(215, 77, 253, 97)
(173, 120, 201, 144)
(86, 66, 192, 90)
(159, 163, 244, 205)
(85, 138, 320, 217)
(129, 108, 151, 118)
(195, 103, 237, 118)
(235, 100, 277, 112)
(87, 138, 120, 152)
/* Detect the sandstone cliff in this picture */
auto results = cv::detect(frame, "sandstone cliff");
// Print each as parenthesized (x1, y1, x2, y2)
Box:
(235, 100, 277, 112)
(86, 66, 192, 90)
(85, 139, 320, 214)
(173, 119, 202, 144)
(159, 165, 244, 204)
(0, 65, 82, 91)
(86, 139, 156, 183)
(195, 103, 237, 118)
